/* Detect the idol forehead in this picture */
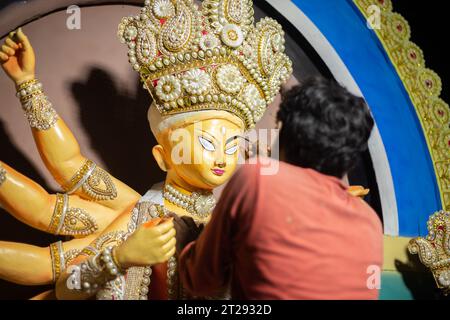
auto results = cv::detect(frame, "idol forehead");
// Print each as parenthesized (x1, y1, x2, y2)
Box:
(148, 102, 244, 140)
(168, 117, 244, 144)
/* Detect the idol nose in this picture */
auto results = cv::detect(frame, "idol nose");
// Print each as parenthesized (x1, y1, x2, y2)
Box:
(215, 153, 226, 168)
(216, 162, 226, 168)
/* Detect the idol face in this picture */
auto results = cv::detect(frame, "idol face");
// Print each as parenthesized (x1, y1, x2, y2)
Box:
(162, 117, 243, 190)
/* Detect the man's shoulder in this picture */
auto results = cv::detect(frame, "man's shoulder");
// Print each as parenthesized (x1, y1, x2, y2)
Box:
(233, 159, 316, 194)
(236, 158, 308, 181)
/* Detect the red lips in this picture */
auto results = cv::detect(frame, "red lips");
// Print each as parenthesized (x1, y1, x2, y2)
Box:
(212, 168, 225, 176)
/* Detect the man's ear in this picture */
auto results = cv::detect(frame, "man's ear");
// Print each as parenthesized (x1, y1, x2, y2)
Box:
(152, 145, 170, 172)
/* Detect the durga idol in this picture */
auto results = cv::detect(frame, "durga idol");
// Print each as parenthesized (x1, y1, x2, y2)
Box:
(0, 0, 292, 299)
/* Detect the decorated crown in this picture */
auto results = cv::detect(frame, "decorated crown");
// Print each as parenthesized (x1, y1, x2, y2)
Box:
(118, 0, 293, 129)
(408, 210, 450, 295)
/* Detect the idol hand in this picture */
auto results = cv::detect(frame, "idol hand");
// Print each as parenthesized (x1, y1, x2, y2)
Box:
(347, 185, 370, 198)
(115, 217, 176, 268)
(0, 28, 35, 85)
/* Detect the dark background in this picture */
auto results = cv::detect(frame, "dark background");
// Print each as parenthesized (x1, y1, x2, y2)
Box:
(394, 1, 449, 102)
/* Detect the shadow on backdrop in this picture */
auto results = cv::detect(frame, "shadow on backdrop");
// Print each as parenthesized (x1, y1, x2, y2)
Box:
(71, 67, 164, 195)
(395, 253, 449, 300)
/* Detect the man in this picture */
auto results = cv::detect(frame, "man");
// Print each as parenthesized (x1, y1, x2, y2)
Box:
(175, 77, 383, 300)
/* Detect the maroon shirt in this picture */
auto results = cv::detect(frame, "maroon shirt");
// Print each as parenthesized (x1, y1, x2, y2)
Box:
(179, 159, 383, 299)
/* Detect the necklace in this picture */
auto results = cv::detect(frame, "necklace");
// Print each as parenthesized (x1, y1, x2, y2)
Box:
(163, 184, 216, 219)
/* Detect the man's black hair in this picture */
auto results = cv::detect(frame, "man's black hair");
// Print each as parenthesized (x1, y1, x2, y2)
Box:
(277, 77, 374, 178)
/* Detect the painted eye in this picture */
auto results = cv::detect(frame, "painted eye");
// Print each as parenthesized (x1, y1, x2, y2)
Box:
(225, 145, 239, 155)
(198, 136, 215, 151)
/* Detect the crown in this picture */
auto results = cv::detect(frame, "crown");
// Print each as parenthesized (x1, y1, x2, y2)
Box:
(408, 210, 450, 295)
(118, 0, 293, 129)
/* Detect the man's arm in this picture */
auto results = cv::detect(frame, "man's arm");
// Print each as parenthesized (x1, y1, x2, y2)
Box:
(178, 163, 260, 297)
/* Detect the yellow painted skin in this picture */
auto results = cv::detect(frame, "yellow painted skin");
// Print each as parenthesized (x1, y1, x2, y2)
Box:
(54, 116, 244, 299)
(158, 119, 243, 190)
(0, 29, 244, 299)
(154, 116, 244, 219)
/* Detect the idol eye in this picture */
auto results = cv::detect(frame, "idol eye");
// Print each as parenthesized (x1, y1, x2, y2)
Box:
(225, 145, 239, 155)
(198, 136, 215, 152)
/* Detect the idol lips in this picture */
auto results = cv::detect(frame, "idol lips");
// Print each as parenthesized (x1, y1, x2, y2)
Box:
(212, 168, 225, 176)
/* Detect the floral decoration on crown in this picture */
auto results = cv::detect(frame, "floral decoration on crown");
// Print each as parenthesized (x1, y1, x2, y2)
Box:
(118, 0, 293, 129)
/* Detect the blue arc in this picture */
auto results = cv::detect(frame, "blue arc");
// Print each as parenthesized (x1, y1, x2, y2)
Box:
(291, 0, 441, 237)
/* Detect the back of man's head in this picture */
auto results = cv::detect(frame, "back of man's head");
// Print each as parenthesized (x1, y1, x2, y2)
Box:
(277, 77, 374, 178)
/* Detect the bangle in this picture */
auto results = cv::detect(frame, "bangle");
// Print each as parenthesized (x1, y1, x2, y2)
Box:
(49, 241, 66, 282)
(50, 241, 81, 284)
(101, 246, 122, 277)
(63, 159, 118, 201)
(80, 231, 126, 258)
(76, 246, 123, 294)
(70, 232, 126, 295)
(78, 253, 103, 294)
(16, 79, 42, 102)
(15, 79, 58, 131)
(63, 160, 97, 194)
(48, 193, 98, 236)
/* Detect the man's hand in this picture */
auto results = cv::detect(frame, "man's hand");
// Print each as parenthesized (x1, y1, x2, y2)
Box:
(168, 213, 204, 254)
(0, 28, 36, 85)
(115, 217, 176, 269)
